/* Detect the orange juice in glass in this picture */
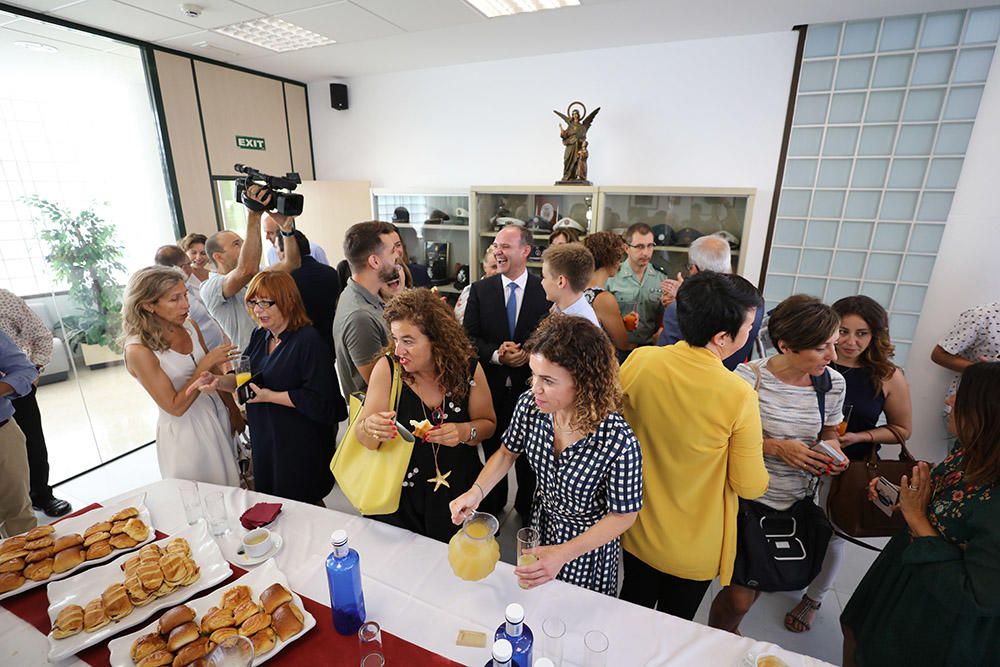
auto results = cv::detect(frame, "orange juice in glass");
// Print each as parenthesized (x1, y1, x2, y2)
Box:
(516, 527, 540, 589)
(448, 512, 500, 581)
(235, 355, 252, 388)
(838, 404, 853, 436)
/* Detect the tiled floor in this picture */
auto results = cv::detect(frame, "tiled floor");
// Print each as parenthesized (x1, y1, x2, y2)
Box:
(46, 442, 883, 665)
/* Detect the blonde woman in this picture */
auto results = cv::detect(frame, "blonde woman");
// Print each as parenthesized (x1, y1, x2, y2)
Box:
(122, 266, 241, 485)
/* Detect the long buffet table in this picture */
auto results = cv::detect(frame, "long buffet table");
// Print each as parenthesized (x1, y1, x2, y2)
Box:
(0, 479, 833, 666)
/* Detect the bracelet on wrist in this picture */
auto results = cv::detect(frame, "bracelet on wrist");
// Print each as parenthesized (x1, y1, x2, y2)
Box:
(473, 482, 485, 500)
(868, 430, 875, 442)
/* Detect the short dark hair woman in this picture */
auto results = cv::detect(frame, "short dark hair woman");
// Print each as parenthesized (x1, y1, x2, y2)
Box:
(842, 362, 1000, 667)
(450, 315, 643, 596)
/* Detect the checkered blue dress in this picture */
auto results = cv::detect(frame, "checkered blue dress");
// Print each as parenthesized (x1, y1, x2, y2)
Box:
(503, 390, 643, 596)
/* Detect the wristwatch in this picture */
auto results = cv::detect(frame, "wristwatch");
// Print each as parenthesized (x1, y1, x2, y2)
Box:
(468, 424, 478, 443)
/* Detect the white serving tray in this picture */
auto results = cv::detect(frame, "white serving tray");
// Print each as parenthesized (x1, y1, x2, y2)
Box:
(0, 494, 155, 603)
(107, 558, 316, 667)
(46, 520, 231, 662)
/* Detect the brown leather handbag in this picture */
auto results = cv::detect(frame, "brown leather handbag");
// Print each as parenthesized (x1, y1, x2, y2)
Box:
(826, 424, 918, 539)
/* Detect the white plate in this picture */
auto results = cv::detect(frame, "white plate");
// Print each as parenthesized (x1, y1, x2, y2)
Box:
(0, 494, 156, 603)
(107, 559, 316, 667)
(46, 520, 232, 662)
(237, 534, 284, 567)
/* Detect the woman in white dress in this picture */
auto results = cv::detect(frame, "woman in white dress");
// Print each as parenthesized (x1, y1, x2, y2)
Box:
(122, 266, 241, 486)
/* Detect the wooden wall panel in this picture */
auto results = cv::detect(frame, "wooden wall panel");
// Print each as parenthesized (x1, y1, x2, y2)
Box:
(284, 83, 314, 180)
(153, 51, 217, 236)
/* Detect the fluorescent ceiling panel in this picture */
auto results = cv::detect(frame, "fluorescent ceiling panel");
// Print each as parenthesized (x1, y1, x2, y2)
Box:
(214, 16, 334, 52)
(465, 0, 581, 19)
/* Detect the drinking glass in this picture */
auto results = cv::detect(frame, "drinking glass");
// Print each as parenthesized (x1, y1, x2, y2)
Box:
(541, 616, 566, 665)
(583, 630, 608, 667)
(358, 620, 383, 665)
(516, 527, 540, 589)
(179, 481, 202, 525)
(235, 355, 252, 388)
(204, 491, 229, 536)
(838, 404, 854, 436)
(206, 634, 254, 666)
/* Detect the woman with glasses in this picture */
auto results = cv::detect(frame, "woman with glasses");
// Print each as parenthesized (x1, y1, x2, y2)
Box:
(449, 315, 643, 596)
(355, 288, 496, 543)
(192, 271, 344, 504)
(123, 266, 240, 486)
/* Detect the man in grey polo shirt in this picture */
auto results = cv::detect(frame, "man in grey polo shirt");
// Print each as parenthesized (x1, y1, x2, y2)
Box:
(333, 221, 404, 399)
(201, 186, 300, 351)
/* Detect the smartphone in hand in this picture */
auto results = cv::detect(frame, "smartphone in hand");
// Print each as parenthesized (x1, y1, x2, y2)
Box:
(811, 439, 847, 465)
(873, 476, 900, 517)
(236, 373, 261, 405)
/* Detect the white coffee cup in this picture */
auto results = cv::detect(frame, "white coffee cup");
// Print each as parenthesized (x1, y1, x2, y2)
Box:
(242, 528, 274, 558)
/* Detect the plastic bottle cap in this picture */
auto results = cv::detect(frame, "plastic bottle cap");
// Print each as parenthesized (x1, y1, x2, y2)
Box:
(492, 639, 513, 662)
(504, 603, 524, 624)
(534, 660, 555, 667)
(331, 529, 348, 547)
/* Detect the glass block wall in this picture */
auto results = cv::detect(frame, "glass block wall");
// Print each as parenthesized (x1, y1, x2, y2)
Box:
(765, 8, 1000, 366)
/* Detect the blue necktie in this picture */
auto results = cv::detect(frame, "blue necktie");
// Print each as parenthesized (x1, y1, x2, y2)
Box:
(506, 282, 519, 338)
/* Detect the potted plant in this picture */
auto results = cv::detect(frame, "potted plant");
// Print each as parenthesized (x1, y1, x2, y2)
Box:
(24, 195, 126, 365)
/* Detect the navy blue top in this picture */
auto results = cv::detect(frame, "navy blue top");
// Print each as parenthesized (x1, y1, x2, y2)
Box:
(656, 301, 764, 371)
(0, 329, 37, 422)
(245, 325, 346, 503)
(831, 362, 887, 461)
(290, 255, 342, 358)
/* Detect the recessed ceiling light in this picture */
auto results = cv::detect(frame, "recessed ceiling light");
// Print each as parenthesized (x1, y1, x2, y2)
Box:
(214, 17, 334, 53)
(465, 0, 581, 19)
(13, 40, 59, 53)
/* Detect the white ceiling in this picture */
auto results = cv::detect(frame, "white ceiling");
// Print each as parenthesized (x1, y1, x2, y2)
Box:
(1, 0, 996, 81)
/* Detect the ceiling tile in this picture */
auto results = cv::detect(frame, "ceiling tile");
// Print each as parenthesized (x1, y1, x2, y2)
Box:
(156, 29, 276, 59)
(116, 0, 264, 30)
(279, 1, 403, 43)
(52, 0, 198, 41)
(233, 0, 339, 12)
(351, 0, 485, 32)
(2, 0, 85, 11)
(2, 17, 123, 51)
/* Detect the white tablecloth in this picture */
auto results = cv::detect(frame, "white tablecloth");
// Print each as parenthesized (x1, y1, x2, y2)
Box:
(0, 480, 834, 666)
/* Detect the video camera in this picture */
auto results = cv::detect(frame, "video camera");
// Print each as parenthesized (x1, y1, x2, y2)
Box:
(234, 163, 304, 216)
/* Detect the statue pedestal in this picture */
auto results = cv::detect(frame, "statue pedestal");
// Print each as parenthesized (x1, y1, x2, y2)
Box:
(554, 179, 592, 186)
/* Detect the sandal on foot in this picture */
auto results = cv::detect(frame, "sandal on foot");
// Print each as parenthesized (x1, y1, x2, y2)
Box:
(784, 594, 821, 633)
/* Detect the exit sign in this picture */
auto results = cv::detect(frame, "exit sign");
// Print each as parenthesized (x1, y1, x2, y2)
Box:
(236, 135, 266, 150)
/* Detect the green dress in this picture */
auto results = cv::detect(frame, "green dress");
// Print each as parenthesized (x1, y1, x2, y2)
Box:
(841, 442, 1000, 666)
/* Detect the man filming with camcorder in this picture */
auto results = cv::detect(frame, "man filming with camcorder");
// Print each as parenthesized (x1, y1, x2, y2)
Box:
(200, 166, 303, 351)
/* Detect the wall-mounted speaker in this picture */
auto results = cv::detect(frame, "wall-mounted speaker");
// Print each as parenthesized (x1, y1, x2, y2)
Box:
(330, 83, 349, 110)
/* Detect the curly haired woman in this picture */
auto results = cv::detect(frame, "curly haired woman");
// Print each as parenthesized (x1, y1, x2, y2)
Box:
(355, 288, 496, 543)
(450, 314, 644, 595)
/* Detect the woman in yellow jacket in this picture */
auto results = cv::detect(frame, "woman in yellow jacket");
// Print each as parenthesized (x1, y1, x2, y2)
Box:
(620, 271, 768, 620)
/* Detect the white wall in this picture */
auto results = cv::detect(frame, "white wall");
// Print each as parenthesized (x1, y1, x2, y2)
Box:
(307, 31, 798, 282)
(903, 46, 1000, 462)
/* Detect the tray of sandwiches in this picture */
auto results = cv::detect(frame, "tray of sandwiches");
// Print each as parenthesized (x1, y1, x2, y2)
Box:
(46, 519, 232, 662)
(108, 559, 315, 667)
(0, 494, 155, 601)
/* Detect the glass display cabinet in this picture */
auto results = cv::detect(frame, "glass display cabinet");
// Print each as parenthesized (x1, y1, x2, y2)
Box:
(470, 185, 598, 278)
(372, 189, 472, 295)
(596, 187, 756, 277)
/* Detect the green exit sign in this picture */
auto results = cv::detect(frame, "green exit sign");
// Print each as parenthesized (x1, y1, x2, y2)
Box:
(236, 135, 266, 150)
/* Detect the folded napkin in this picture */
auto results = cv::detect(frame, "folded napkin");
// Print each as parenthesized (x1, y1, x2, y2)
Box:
(240, 502, 282, 530)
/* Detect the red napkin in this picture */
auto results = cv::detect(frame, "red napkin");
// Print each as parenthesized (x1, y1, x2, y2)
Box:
(240, 502, 282, 529)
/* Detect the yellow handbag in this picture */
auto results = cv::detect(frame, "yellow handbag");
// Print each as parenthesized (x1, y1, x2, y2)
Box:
(330, 355, 413, 515)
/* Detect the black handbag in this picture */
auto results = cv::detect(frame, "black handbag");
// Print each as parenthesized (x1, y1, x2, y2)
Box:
(731, 362, 834, 591)
(731, 496, 833, 591)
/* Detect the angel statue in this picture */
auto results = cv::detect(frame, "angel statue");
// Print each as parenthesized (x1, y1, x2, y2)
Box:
(554, 101, 600, 184)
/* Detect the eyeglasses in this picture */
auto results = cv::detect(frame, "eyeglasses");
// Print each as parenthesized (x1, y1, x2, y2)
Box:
(247, 299, 276, 310)
(628, 243, 656, 251)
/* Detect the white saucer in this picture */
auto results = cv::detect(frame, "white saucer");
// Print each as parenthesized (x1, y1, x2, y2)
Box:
(238, 533, 284, 566)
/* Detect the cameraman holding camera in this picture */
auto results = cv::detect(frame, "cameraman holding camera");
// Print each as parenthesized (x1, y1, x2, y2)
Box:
(201, 183, 301, 351)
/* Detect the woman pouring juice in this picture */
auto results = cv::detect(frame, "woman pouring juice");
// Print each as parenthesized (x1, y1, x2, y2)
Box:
(450, 315, 644, 596)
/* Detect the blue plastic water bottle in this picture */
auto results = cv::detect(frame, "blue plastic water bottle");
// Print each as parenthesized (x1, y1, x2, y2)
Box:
(494, 603, 533, 667)
(484, 639, 513, 667)
(326, 529, 366, 635)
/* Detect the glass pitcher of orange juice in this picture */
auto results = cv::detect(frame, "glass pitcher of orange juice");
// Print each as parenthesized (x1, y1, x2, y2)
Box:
(448, 512, 500, 581)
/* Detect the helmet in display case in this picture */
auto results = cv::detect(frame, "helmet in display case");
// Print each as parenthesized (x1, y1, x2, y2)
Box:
(392, 206, 410, 223)
(674, 227, 704, 247)
(715, 230, 741, 249)
(425, 209, 450, 225)
(526, 215, 553, 233)
(493, 216, 525, 231)
(453, 207, 470, 224)
(651, 250, 672, 274)
(651, 223, 676, 247)
(553, 217, 586, 234)
(529, 243, 545, 262)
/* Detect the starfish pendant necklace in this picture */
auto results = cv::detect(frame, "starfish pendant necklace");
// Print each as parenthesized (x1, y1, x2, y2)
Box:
(423, 404, 451, 492)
